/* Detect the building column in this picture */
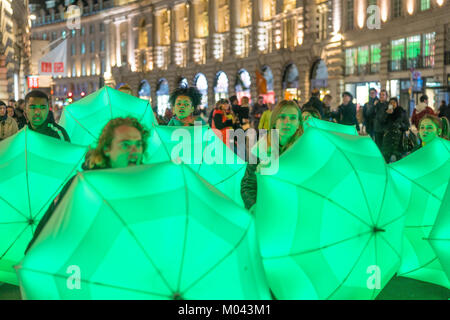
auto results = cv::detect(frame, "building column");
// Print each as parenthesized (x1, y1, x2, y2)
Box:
(104, 19, 112, 75)
(114, 20, 122, 67)
(127, 15, 136, 71)
(170, 6, 176, 66)
(188, 1, 196, 64)
(207, 0, 217, 61)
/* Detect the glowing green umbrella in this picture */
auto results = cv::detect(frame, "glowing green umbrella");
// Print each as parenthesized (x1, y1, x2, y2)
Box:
(255, 127, 406, 299)
(146, 124, 246, 207)
(390, 138, 450, 288)
(304, 117, 358, 136)
(17, 163, 271, 299)
(0, 128, 87, 285)
(59, 86, 157, 146)
(428, 183, 450, 287)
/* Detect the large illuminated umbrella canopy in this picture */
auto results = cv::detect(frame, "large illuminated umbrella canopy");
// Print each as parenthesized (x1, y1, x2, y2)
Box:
(17, 162, 271, 299)
(146, 124, 246, 207)
(303, 117, 358, 136)
(428, 183, 450, 287)
(390, 138, 450, 288)
(255, 127, 407, 299)
(0, 128, 87, 285)
(59, 86, 157, 146)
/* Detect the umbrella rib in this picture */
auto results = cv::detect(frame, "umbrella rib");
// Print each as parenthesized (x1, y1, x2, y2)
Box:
(180, 219, 253, 296)
(375, 164, 390, 227)
(105, 85, 113, 118)
(81, 173, 176, 295)
(371, 233, 378, 300)
(0, 224, 31, 260)
(0, 221, 28, 225)
(24, 128, 33, 220)
(397, 257, 439, 277)
(31, 150, 87, 221)
(139, 101, 151, 124)
(321, 133, 375, 226)
(326, 233, 374, 300)
(175, 165, 191, 293)
(264, 231, 372, 260)
(0, 195, 28, 220)
(18, 266, 172, 299)
(379, 212, 406, 230)
(389, 167, 443, 201)
(211, 165, 246, 187)
(378, 233, 402, 261)
(153, 125, 176, 161)
(64, 108, 98, 140)
(427, 238, 450, 241)
(266, 174, 372, 229)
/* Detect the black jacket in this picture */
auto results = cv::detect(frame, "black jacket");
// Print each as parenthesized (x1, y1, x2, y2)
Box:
(438, 105, 450, 120)
(302, 96, 325, 118)
(363, 97, 379, 132)
(331, 102, 360, 131)
(380, 106, 410, 133)
(27, 113, 70, 142)
(373, 101, 390, 133)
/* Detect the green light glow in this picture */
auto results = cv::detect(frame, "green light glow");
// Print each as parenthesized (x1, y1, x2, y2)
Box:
(17, 163, 271, 300)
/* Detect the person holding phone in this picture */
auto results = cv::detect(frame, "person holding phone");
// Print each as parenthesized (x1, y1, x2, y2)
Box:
(380, 97, 410, 162)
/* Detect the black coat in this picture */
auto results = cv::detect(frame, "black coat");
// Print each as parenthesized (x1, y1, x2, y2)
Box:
(380, 106, 410, 132)
(331, 102, 360, 131)
(363, 97, 379, 132)
(27, 113, 70, 142)
(302, 96, 325, 118)
(373, 101, 390, 133)
(438, 104, 450, 120)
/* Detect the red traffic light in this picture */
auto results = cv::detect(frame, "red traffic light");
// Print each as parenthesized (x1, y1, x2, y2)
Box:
(68, 92, 73, 98)
(81, 91, 86, 97)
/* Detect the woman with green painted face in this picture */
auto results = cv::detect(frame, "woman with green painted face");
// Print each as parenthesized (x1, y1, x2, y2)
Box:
(417, 114, 449, 148)
(240, 100, 304, 211)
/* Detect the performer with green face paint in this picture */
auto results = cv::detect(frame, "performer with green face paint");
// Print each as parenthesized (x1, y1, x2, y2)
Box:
(417, 114, 449, 148)
(25, 90, 70, 142)
(167, 87, 206, 126)
(241, 100, 304, 212)
(25, 117, 150, 254)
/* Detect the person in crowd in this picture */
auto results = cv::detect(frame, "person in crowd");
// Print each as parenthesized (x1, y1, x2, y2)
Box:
(302, 88, 325, 118)
(6, 105, 15, 119)
(14, 99, 27, 129)
(230, 95, 241, 117)
(167, 87, 205, 126)
(301, 107, 322, 123)
(373, 89, 390, 149)
(258, 102, 275, 131)
(380, 97, 410, 163)
(250, 95, 268, 129)
(24, 90, 70, 142)
(411, 94, 435, 130)
(438, 100, 450, 120)
(25, 116, 150, 254)
(239, 96, 251, 130)
(330, 91, 360, 132)
(240, 100, 304, 211)
(363, 88, 379, 139)
(118, 84, 133, 95)
(212, 98, 239, 146)
(322, 94, 334, 121)
(0, 101, 18, 141)
(416, 114, 450, 149)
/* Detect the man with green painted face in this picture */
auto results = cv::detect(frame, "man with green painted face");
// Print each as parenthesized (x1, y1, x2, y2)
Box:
(25, 90, 70, 142)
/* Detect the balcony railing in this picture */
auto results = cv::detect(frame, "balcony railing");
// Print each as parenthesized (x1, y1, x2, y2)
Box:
(390, 56, 434, 71)
(345, 63, 380, 76)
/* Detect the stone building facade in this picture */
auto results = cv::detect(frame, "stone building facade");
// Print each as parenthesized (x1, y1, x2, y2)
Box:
(0, 0, 31, 101)
(30, 0, 450, 114)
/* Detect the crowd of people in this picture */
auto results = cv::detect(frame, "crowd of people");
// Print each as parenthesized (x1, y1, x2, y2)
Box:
(1, 85, 449, 299)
